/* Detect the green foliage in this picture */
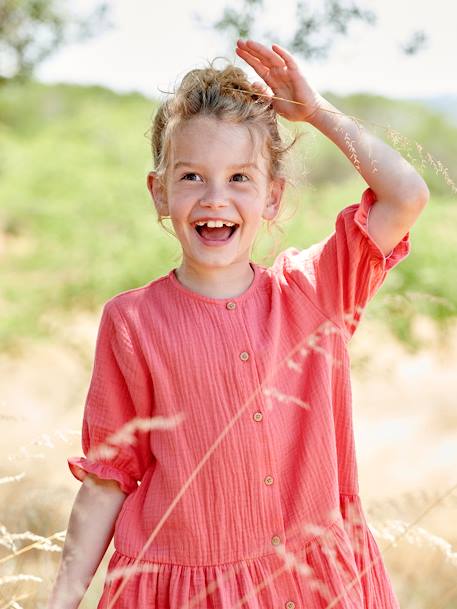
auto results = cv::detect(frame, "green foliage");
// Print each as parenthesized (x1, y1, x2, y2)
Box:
(201, 0, 426, 61)
(206, 0, 375, 60)
(212, 0, 263, 40)
(0, 0, 110, 80)
(0, 80, 455, 352)
(289, 0, 376, 59)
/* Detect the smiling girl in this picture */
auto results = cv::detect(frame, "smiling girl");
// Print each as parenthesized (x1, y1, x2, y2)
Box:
(48, 40, 429, 609)
(148, 113, 283, 297)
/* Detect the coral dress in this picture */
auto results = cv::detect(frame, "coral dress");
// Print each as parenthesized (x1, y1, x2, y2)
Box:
(68, 188, 410, 609)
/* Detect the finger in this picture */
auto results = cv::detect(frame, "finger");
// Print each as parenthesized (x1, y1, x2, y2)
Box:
(236, 47, 285, 90)
(244, 40, 284, 69)
(242, 39, 285, 69)
(236, 45, 284, 92)
(271, 43, 300, 70)
(237, 58, 277, 93)
(235, 47, 271, 81)
(236, 42, 271, 69)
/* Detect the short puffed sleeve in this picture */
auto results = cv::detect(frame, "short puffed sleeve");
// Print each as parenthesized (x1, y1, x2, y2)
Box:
(67, 300, 155, 494)
(273, 188, 411, 341)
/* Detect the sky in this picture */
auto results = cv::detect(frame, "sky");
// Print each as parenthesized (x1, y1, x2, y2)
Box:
(36, 0, 457, 101)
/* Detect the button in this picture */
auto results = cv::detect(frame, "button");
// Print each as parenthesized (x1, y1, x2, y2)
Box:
(253, 411, 263, 422)
(239, 351, 249, 361)
(226, 301, 236, 310)
(285, 602, 296, 609)
(271, 535, 281, 546)
(264, 475, 274, 486)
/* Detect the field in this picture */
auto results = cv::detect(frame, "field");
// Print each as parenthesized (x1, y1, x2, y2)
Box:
(0, 80, 456, 608)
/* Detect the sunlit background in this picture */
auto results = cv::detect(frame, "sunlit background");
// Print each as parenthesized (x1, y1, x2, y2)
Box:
(37, 0, 457, 101)
(1, 1, 457, 608)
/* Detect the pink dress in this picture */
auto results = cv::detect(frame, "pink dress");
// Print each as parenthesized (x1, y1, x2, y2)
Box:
(68, 188, 410, 609)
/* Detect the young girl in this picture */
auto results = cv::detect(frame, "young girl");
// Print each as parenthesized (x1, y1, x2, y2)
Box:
(48, 40, 429, 609)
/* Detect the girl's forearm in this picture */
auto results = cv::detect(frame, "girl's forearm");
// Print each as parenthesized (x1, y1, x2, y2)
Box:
(47, 475, 128, 609)
(307, 96, 429, 205)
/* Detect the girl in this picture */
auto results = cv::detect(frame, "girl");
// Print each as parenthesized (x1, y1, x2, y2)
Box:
(48, 40, 429, 609)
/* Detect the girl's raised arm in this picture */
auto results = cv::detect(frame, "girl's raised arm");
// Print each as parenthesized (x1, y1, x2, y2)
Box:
(236, 39, 430, 256)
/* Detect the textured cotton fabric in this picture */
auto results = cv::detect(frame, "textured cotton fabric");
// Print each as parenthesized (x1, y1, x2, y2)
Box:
(68, 188, 411, 609)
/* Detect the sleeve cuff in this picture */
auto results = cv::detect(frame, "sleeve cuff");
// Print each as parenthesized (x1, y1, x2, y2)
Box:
(67, 456, 138, 494)
(354, 188, 411, 270)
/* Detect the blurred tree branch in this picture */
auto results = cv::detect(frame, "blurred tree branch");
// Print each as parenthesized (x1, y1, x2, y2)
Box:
(401, 29, 428, 55)
(195, 0, 428, 62)
(0, 0, 112, 82)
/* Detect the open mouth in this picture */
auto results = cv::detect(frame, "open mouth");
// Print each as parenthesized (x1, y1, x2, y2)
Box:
(195, 224, 238, 238)
(193, 221, 240, 244)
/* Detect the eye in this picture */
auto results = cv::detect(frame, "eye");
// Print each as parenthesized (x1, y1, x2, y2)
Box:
(181, 173, 201, 181)
(231, 173, 249, 182)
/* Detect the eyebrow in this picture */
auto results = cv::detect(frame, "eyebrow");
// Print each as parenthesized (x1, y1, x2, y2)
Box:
(173, 161, 260, 171)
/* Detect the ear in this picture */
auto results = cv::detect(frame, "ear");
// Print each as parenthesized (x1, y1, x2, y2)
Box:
(263, 177, 286, 221)
(147, 171, 169, 217)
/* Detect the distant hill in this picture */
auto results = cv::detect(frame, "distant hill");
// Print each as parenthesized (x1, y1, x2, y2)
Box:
(415, 94, 457, 125)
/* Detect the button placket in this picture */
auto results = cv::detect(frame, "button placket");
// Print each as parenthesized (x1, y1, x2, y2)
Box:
(235, 319, 284, 570)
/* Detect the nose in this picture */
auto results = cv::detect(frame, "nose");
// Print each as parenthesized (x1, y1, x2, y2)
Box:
(199, 185, 229, 208)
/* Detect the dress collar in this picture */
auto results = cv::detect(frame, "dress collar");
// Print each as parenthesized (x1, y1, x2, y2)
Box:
(167, 261, 264, 305)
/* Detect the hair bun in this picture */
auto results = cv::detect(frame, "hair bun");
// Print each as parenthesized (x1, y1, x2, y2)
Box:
(174, 62, 270, 113)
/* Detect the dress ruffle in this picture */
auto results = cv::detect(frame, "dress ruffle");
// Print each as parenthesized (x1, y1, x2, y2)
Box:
(67, 456, 138, 495)
(339, 494, 400, 609)
(96, 494, 399, 609)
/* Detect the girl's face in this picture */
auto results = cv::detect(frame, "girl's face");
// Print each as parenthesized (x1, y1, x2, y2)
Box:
(147, 116, 285, 276)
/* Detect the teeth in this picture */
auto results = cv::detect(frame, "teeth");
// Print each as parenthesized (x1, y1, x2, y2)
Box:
(195, 220, 235, 227)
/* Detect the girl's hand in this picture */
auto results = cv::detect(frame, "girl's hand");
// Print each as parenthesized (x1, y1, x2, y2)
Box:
(235, 39, 324, 123)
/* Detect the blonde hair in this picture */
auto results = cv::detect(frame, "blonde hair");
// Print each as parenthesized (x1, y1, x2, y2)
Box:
(149, 58, 301, 259)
